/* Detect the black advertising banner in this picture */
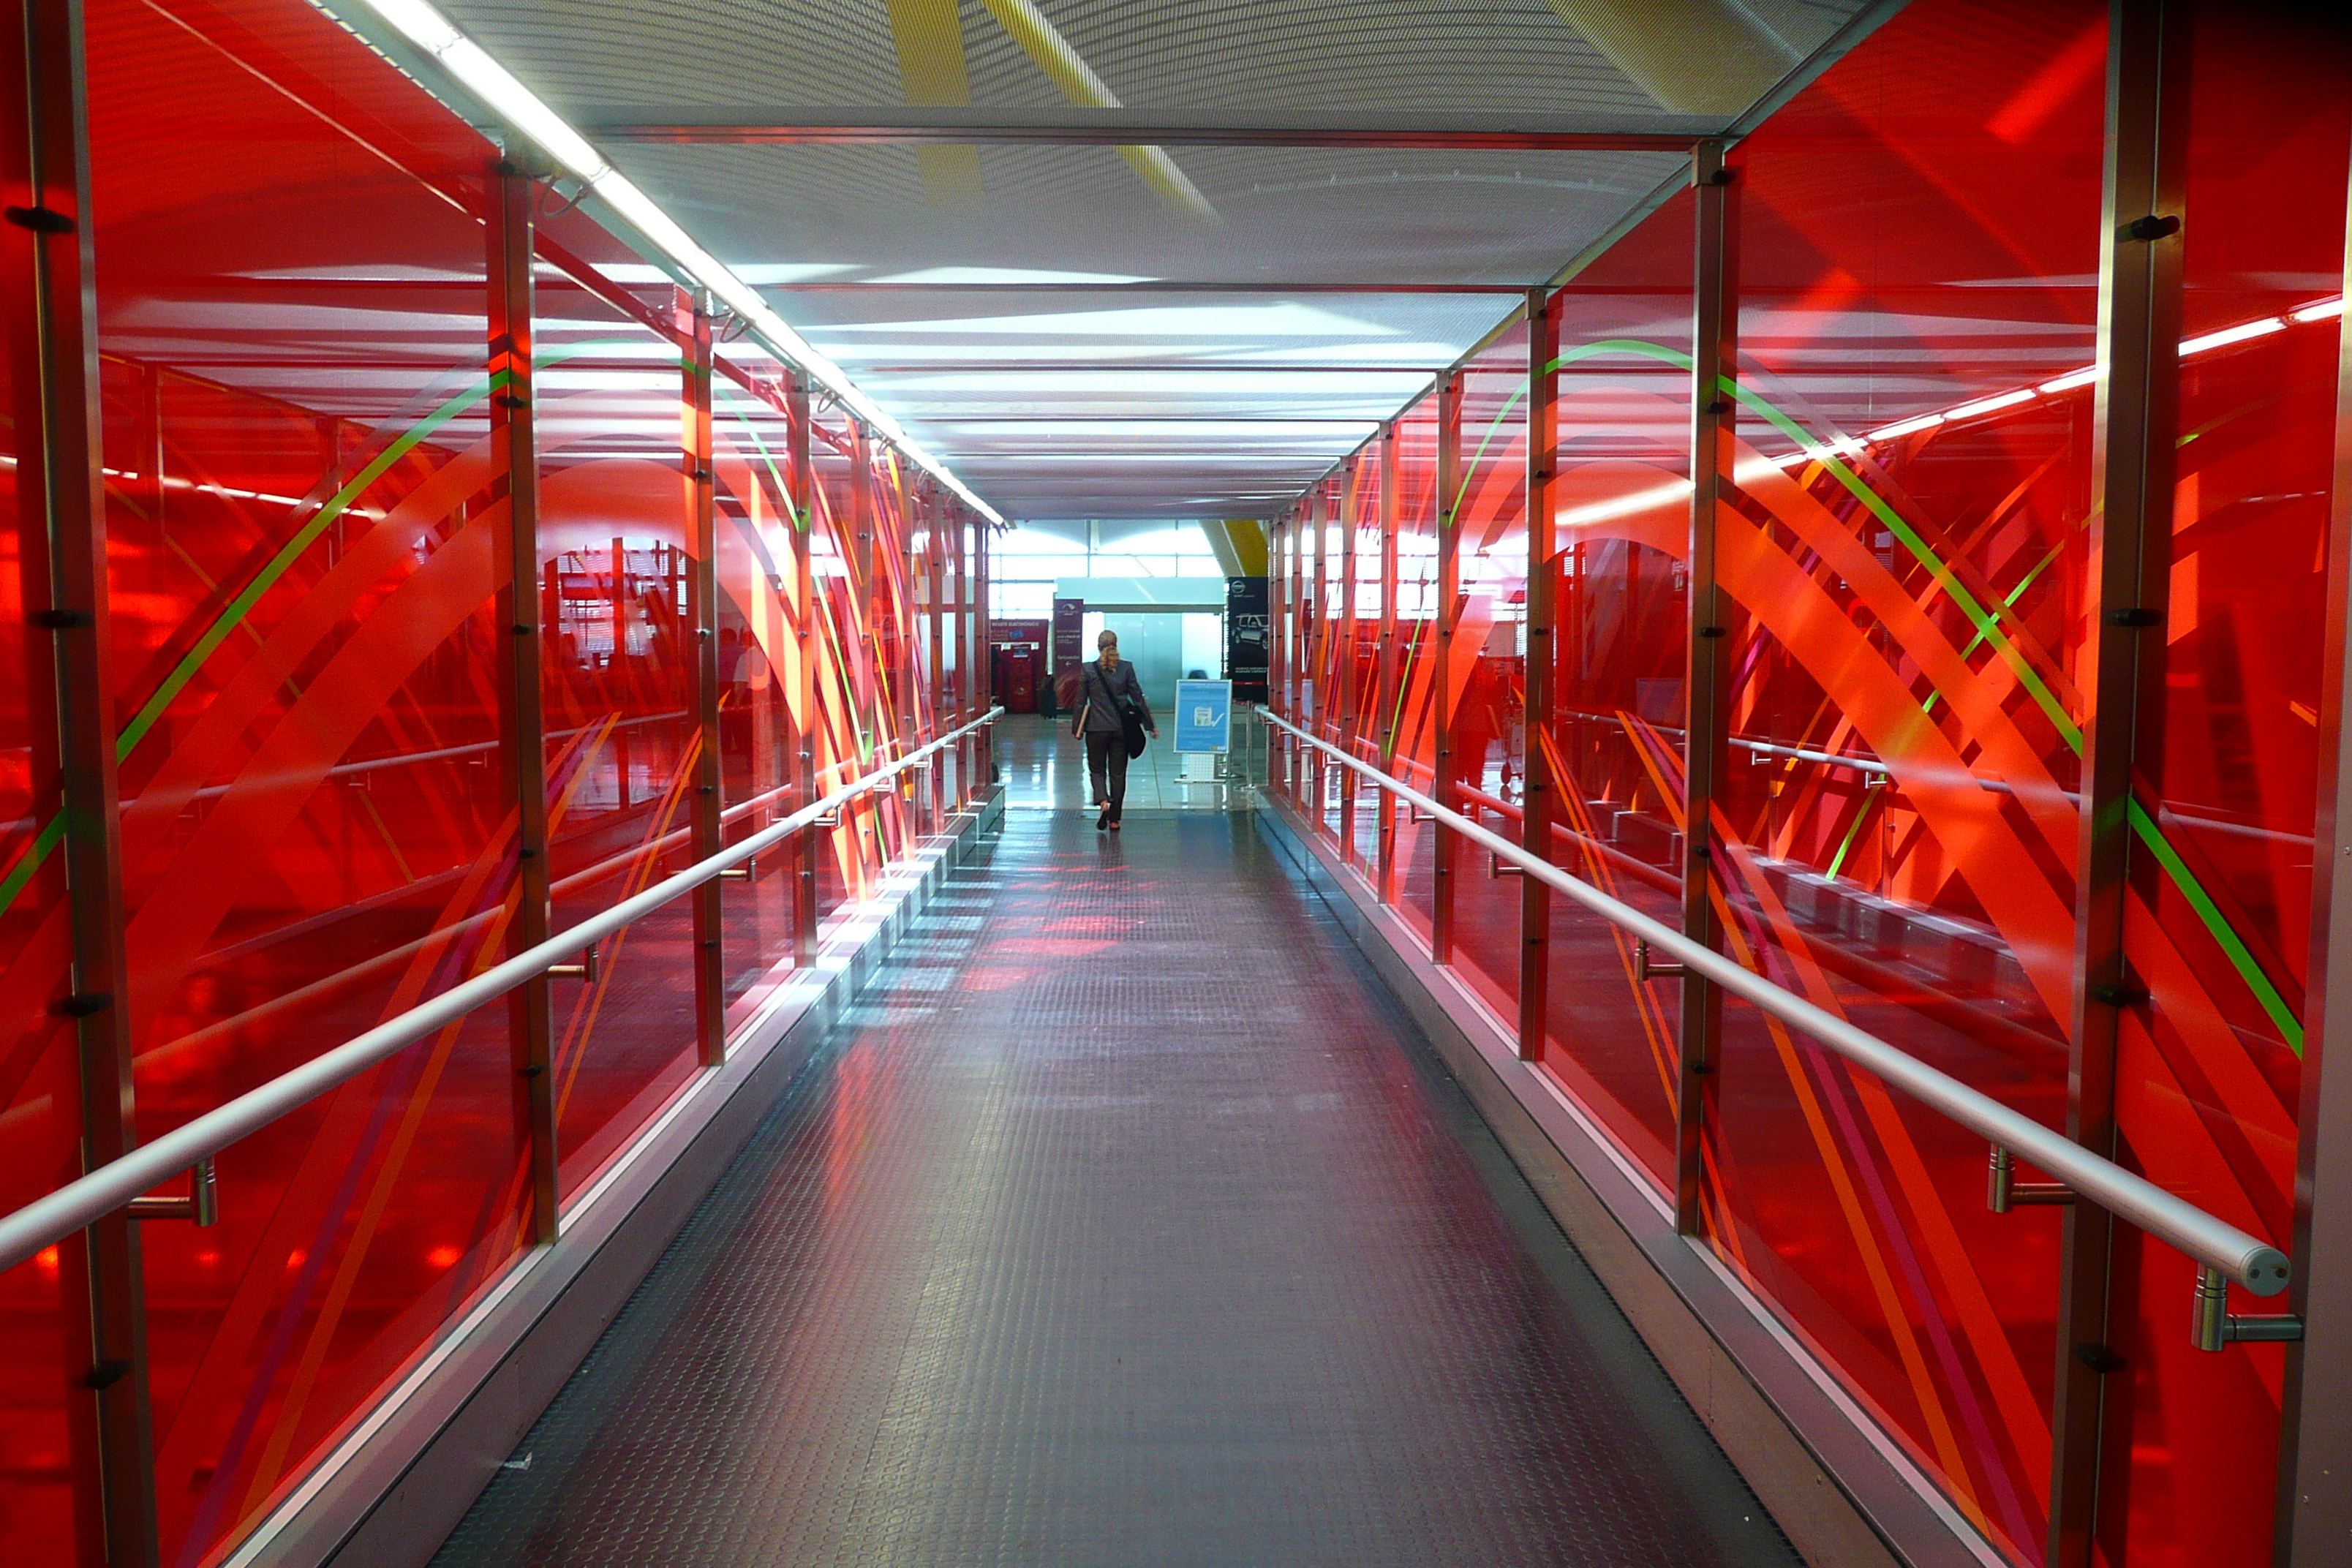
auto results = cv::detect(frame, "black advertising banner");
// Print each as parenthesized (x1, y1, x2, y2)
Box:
(1050, 595, 1086, 712)
(1225, 576, 1268, 701)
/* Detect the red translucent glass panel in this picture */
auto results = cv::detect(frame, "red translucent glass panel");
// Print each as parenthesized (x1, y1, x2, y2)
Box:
(80, 0, 524, 1558)
(1700, 1, 2109, 1557)
(530, 263, 701, 1200)
(1390, 399, 1441, 939)
(0, 200, 75, 1568)
(1539, 197, 1697, 1188)
(709, 364, 804, 1017)
(803, 412, 908, 917)
(1450, 322, 1531, 1022)
(2099, 9, 2350, 1566)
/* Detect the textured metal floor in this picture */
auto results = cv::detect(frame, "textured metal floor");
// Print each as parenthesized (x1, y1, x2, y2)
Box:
(430, 813, 1801, 1567)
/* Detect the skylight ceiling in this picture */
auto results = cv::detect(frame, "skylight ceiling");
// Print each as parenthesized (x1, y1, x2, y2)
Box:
(421, 0, 1882, 521)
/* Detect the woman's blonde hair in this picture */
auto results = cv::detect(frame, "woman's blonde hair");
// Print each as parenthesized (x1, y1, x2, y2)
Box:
(1096, 630, 1120, 651)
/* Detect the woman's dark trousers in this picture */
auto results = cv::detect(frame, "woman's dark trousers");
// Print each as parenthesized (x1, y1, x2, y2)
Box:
(1085, 731, 1128, 821)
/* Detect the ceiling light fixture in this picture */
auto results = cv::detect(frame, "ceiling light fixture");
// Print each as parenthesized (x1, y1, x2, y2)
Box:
(351, 0, 1004, 524)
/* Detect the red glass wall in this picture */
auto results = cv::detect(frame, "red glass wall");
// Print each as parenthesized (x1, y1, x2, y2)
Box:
(1259, 1, 2350, 1564)
(1390, 398, 1441, 935)
(0, 0, 987, 1558)
(1539, 194, 1697, 1189)
(1450, 323, 1531, 1022)
(2101, 8, 2350, 1564)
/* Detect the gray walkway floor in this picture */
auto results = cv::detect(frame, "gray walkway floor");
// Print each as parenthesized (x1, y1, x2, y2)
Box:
(429, 809, 1799, 1567)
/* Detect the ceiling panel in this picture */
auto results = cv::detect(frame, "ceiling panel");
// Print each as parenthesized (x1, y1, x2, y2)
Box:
(422, 0, 1880, 521)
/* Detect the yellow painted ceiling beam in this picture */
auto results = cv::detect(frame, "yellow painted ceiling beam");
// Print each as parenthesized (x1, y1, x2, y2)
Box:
(884, 0, 984, 203)
(973, 0, 1220, 219)
(1542, 0, 1795, 117)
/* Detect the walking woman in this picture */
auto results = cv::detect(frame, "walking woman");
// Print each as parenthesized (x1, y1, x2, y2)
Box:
(1071, 629, 1157, 830)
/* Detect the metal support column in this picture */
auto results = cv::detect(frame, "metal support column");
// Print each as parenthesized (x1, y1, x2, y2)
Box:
(2051, 7, 2186, 1560)
(1279, 510, 1298, 790)
(486, 157, 559, 1248)
(925, 480, 946, 829)
(1376, 420, 1400, 900)
(3, 0, 158, 1555)
(1308, 480, 1328, 815)
(1432, 374, 1464, 965)
(786, 374, 818, 966)
(1518, 290, 1558, 1061)
(949, 503, 969, 806)
(1338, 456, 1360, 857)
(850, 422, 880, 858)
(1675, 141, 1736, 1234)
(2282, 146, 2352, 1568)
(680, 293, 724, 1067)
(976, 518, 992, 788)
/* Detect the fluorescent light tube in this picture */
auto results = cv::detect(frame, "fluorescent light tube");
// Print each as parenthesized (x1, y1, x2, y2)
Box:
(2289, 298, 2345, 323)
(2036, 365, 2100, 395)
(2179, 317, 2286, 356)
(1945, 389, 2035, 421)
(350, 0, 1004, 524)
(1869, 412, 1945, 442)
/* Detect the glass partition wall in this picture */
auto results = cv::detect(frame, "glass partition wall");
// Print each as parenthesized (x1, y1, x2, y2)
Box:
(0, 0, 992, 1561)
(1268, 1, 2351, 1565)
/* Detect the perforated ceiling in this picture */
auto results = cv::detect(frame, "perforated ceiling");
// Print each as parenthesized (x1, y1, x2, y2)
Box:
(422, 0, 1884, 519)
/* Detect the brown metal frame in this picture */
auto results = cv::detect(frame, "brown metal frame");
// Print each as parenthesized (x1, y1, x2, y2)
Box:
(2050, 5, 2187, 1560)
(1376, 420, 1400, 900)
(787, 372, 818, 967)
(1308, 478, 1328, 815)
(1431, 373, 1464, 965)
(924, 478, 947, 831)
(1518, 290, 1560, 1062)
(680, 292, 725, 1068)
(1338, 455, 1361, 861)
(4, 0, 159, 1555)
(578, 110, 1701, 153)
(1674, 141, 1735, 1235)
(486, 157, 560, 1249)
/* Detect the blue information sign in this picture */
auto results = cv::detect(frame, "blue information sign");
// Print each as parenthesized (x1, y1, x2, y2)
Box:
(1173, 679, 1232, 753)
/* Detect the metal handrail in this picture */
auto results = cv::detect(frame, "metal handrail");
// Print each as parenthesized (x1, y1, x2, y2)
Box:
(1257, 705, 2291, 1299)
(0, 707, 1003, 1275)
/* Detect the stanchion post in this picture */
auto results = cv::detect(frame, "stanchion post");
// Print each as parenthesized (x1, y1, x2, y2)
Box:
(2052, 4, 2187, 1560)
(680, 291, 725, 1068)
(788, 372, 818, 966)
(1675, 140, 1737, 1234)
(486, 155, 560, 1243)
(1433, 373, 1464, 965)
(1518, 290, 1558, 1061)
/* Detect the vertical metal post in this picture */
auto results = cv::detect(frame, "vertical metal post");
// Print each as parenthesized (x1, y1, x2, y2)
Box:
(976, 519, 992, 788)
(2281, 150, 2352, 1568)
(1376, 420, 1400, 900)
(2054, 5, 2187, 1561)
(679, 293, 724, 1067)
(949, 502, 968, 806)
(1308, 480, 1328, 813)
(486, 157, 559, 1248)
(1338, 456, 1360, 856)
(1279, 510, 1298, 790)
(1676, 141, 1736, 1235)
(925, 480, 946, 829)
(850, 422, 879, 859)
(2, 0, 157, 1556)
(1518, 290, 1558, 1061)
(787, 373, 818, 965)
(1433, 373, 1464, 965)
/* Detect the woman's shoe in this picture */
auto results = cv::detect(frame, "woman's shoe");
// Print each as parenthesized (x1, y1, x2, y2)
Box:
(1109, 817, 1122, 832)
(1095, 809, 1109, 831)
